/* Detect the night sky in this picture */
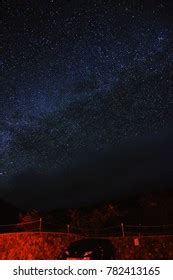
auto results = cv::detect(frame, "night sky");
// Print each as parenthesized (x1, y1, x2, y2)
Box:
(1, 1, 173, 209)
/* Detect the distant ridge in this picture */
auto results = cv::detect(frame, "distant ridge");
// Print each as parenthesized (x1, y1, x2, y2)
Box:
(0, 198, 22, 225)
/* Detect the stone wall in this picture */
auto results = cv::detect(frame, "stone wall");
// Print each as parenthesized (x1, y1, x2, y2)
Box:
(0, 232, 172, 259)
(109, 235, 173, 259)
(0, 232, 79, 260)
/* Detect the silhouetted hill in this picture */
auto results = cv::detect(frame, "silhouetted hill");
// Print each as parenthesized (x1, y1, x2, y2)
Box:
(0, 198, 22, 225)
(4, 126, 173, 210)
(42, 190, 173, 229)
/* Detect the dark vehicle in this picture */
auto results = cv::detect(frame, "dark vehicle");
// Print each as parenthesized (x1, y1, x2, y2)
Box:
(62, 238, 115, 260)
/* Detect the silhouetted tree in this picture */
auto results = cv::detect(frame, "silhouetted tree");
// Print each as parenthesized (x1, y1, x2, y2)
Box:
(18, 209, 40, 231)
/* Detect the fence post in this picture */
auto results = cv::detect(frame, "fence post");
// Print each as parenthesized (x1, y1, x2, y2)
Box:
(138, 224, 141, 236)
(39, 218, 42, 232)
(121, 223, 125, 237)
(67, 224, 70, 233)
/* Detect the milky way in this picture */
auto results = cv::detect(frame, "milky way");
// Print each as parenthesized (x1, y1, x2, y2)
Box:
(1, 1, 173, 182)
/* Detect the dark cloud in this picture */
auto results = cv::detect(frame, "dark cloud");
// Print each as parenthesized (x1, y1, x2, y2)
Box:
(2, 126, 172, 210)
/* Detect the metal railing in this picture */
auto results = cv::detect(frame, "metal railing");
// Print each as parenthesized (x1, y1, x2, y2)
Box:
(0, 219, 173, 237)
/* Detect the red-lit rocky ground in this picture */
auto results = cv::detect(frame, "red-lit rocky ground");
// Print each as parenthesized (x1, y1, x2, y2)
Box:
(0, 232, 172, 260)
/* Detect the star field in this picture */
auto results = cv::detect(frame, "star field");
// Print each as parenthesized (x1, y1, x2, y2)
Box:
(1, 0, 173, 181)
